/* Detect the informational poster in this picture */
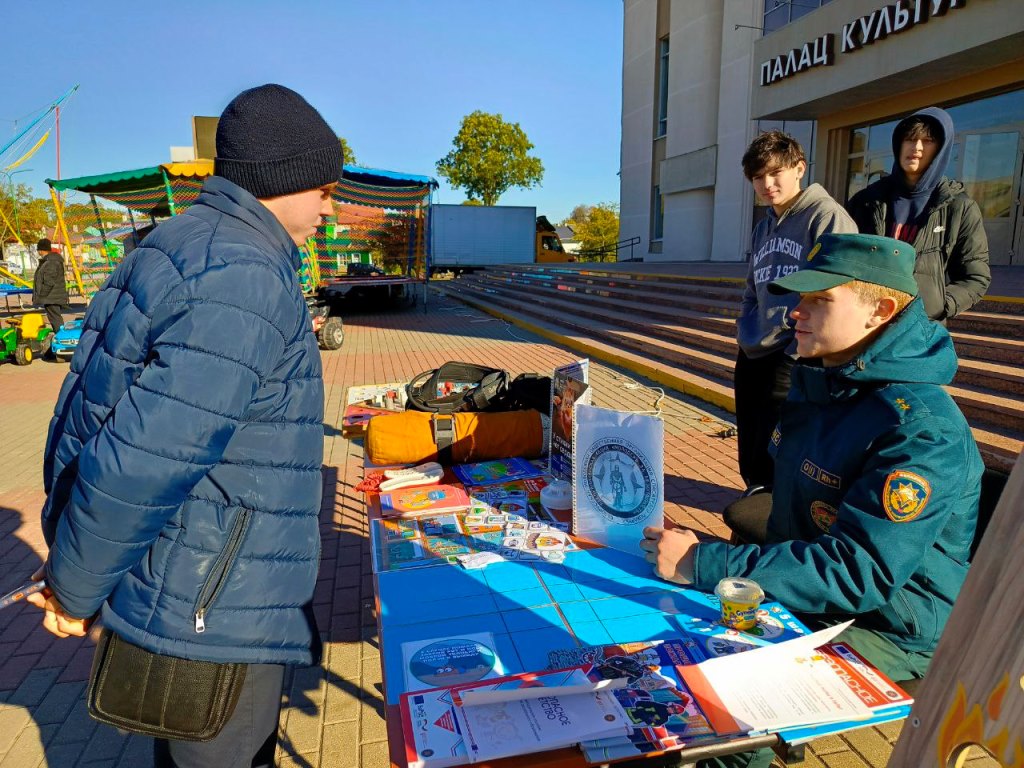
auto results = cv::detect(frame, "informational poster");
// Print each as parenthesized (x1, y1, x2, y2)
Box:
(572, 403, 664, 554)
(549, 358, 591, 482)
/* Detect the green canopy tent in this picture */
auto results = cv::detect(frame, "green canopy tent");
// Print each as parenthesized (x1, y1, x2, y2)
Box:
(47, 161, 436, 298)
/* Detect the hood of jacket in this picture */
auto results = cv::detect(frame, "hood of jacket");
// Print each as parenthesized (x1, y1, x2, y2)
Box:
(889, 107, 955, 223)
(766, 182, 835, 228)
(792, 298, 958, 404)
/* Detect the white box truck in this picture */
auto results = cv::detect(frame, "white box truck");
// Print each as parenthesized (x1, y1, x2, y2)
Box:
(429, 204, 566, 276)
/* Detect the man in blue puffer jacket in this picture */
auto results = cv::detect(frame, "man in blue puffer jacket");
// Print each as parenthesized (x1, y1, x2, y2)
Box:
(28, 84, 338, 766)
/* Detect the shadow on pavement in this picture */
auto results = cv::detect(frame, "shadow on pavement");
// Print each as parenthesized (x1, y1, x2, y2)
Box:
(0, 510, 140, 766)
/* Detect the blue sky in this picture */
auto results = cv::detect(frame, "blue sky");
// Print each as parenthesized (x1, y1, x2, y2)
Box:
(1, 1, 623, 223)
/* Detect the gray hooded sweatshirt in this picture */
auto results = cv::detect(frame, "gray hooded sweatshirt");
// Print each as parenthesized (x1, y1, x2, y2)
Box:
(737, 183, 857, 358)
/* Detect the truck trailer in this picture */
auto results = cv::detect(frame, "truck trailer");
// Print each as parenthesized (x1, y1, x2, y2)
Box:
(429, 204, 566, 276)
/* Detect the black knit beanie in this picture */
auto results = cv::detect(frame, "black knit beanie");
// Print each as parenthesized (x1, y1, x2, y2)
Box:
(214, 84, 343, 198)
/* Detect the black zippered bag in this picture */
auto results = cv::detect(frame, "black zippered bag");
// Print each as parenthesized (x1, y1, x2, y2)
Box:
(406, 362, 551, 415)
(87, 628, 247, 741)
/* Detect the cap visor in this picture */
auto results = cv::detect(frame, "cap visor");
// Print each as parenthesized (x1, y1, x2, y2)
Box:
(767, 269, 853, 295)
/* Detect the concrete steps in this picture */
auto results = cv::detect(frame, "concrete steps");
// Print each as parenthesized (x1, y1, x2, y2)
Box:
(439, 280, 735, 411)
(439, 265, 1024, 472)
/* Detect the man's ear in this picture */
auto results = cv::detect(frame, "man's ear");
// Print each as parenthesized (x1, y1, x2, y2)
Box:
(868, 296, 900, 328)
(795, 160, 807, 180)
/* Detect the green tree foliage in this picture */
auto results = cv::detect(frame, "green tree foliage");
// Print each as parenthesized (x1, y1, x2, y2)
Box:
(339, 137, 358, 166)
(367, 213, 411, 272)
(0, 183, 54, 243)
(461, 199, 483, 206)
(565, 202, 620, 261)
(436, 111, 544, 206)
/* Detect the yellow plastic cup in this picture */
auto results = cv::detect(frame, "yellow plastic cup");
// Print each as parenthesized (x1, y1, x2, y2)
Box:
(715, 577, 765, 631)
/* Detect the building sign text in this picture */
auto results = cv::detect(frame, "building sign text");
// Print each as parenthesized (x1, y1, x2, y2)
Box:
(760, 0, 969, 86)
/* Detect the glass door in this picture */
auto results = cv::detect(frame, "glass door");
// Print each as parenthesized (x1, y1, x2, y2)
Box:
(958, 130, 1024, 266)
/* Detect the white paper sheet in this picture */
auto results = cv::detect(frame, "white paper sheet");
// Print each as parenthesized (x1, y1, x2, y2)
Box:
(681, 622, 874, 733)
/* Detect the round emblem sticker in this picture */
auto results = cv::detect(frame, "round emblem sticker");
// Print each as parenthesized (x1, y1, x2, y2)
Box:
(408, 638, 497, 688)
(582, 439, 659, 523)
(810, 500, 838, 533)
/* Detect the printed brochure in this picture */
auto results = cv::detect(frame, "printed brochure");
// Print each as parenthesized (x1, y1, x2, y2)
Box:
(549, 359, 590, 481)
(401, 666, 628, 767)
(378, 484, 471, 517)
(554, 623, 912, 762)
(451, 457, 544, 487)
(547, 636, 730, 760)
(466, 476, 551, 519)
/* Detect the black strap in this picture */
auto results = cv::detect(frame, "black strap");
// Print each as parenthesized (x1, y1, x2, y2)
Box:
(431, 413, 455, 464)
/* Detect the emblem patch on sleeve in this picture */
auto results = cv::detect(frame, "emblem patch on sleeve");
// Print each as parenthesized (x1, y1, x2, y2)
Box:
(810, 500, 838, 532)
(882, 470, 932, 522)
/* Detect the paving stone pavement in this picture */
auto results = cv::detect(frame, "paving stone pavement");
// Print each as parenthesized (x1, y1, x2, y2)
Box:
(0, 292, 999, 768)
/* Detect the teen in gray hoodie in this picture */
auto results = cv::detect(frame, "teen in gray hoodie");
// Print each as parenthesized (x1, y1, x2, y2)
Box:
(734, 131, 856, 491)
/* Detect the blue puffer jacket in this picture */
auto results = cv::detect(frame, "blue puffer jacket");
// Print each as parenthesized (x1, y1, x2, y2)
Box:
(694, 299, 982, 654)
(41, 176, 325, 665)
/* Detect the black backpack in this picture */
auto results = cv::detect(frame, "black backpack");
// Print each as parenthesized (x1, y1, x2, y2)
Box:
(406, 362, 550, 414)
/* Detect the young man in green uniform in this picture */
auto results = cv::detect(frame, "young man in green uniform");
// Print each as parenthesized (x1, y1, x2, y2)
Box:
(641, 233, 983, 768)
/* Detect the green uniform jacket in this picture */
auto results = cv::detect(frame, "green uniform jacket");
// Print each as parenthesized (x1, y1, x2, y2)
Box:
(693, 299, 982, 653)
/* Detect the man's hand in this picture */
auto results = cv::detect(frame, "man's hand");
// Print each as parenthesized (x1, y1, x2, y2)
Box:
(24, 567, 93, 638)
(640, 526, 700, 585)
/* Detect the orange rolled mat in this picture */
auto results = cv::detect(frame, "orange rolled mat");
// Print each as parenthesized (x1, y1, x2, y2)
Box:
(365, 410, 544, 466)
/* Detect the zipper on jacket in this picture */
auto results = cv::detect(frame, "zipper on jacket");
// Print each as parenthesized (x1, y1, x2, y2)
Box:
(194, 508, 252, 633)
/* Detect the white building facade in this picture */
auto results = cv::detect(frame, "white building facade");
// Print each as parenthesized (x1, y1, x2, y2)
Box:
(620, 0, 1024, 266)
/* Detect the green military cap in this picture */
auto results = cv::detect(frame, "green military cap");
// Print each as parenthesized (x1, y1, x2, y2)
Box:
(768, 233, 919, 297)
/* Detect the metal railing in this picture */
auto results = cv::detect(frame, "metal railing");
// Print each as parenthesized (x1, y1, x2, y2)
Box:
(575, 236, 642, 263)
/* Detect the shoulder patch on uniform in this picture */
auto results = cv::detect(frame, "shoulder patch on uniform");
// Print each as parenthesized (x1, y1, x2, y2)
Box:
(807, 242, 821, 262)
(810, 500, 838, 533)
(882, 470, 932, 523)
(876, 385, 931, 423)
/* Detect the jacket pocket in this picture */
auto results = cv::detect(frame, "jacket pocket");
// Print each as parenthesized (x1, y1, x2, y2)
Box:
(914, 247, 946, 319)
(193, 508, 252, 633)
(892, 590, 920, 639)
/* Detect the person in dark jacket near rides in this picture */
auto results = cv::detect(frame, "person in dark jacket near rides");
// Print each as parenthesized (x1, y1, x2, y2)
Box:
(846, 106, 991, 321)
(32, 237, 70, 331)
(27, 84, 340, 767)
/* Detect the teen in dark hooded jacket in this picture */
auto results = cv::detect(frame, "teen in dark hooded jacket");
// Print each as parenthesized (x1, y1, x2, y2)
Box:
(846, 107, 990, 321)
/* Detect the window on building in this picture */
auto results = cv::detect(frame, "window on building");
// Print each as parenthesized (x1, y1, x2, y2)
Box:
(656, 37, 669, 138)
(651, 185, 664, 241)
(762, 0, 832, 35)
